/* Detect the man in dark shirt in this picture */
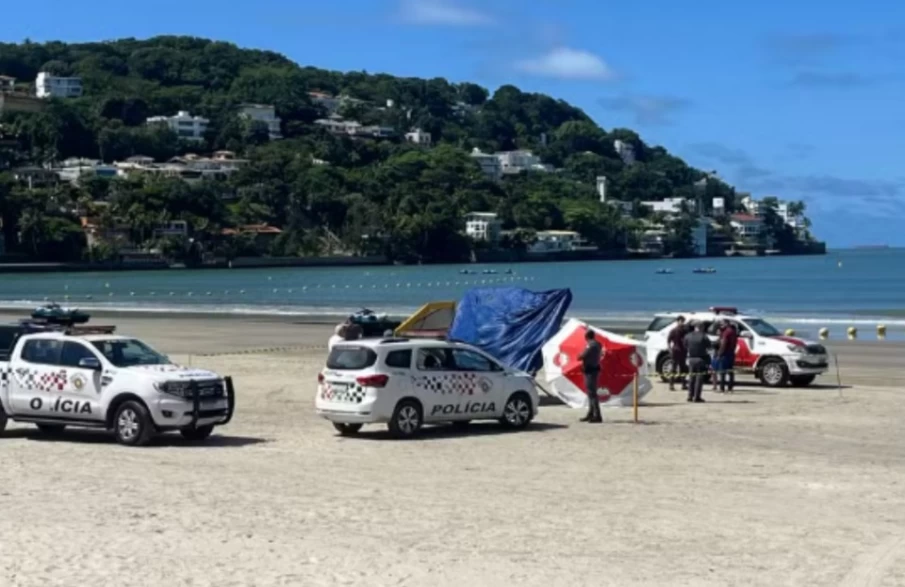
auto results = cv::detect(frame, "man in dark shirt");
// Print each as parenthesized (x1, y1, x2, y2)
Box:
(667, 316, 688, 391)
(579, 329, 603, 423)
(714, 320, 738, 392)
(683, 322, 711, 403)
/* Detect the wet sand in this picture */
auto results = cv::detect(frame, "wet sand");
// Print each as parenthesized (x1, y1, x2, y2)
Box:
(1, 314, 904, 586)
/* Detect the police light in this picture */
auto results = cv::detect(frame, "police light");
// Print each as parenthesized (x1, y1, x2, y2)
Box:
(709, 306, 738, 315)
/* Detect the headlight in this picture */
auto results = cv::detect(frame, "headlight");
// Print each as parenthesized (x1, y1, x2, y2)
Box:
(787, 344, 806, 353)
(154, 381, 188, 397)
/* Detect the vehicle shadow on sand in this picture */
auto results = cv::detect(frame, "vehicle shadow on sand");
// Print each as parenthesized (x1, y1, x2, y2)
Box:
(13, 428, 268, 448)
(352, 421, 568, 442)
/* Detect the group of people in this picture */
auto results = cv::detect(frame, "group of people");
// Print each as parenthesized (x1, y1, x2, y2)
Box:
(667, 316, 738, 402)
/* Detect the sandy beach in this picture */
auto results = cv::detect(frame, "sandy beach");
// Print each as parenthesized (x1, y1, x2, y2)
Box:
(2, 314, 904, 586)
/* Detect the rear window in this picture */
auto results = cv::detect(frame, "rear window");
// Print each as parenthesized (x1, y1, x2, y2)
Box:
(646, 316, 677, 333)
(326, 346, 378, 370)
(385, 349, 412, 369)
(0, 327, 18, 355)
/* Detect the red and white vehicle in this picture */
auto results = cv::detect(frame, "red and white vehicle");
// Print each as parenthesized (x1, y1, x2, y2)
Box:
(643, 307, 829, 388)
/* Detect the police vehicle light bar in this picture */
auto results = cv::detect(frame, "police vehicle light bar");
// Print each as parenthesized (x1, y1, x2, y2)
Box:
(65, 325, 117, 335)
(709, 306, 738, 315)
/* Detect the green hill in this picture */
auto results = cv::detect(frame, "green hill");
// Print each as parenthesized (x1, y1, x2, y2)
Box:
(0, 35, 745, 263)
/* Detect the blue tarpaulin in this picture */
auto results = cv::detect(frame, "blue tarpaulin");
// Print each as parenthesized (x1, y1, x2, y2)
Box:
(447, 287, 572, 373)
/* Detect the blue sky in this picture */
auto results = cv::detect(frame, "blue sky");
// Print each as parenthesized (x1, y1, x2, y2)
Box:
(3, 0, 905, 247)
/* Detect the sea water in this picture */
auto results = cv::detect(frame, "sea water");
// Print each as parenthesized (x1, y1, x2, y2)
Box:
(1, 248, 903, 338)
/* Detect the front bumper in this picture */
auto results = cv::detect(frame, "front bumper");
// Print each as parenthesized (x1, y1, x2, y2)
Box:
(151, 376, 236, 430)
(787, 355, 829, 375)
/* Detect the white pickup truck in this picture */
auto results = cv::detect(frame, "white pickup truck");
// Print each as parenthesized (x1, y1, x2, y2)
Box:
(0, 325, 235, 446)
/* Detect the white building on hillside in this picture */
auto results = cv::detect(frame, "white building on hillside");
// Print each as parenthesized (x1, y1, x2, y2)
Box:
(0, 75, 15, 92)
(614, 139, 636, 165)
(470, 148, 502, 181)
(35, 72, 82, 98)
(405, 128, 432, 146)
(496, 150, 553, 174)
(464, 212, 502, 243)
(641, 197, 689, 215)
(238, 104, 282, 140)
(731, 213, 763, 238)
(528, 230, 595, 253)
(146, 111, 209, 142)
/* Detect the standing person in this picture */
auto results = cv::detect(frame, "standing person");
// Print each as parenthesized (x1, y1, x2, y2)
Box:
(579, 329, 604, 423)
(684, 321, 711, 403)
(715, 320, 738, 392)
(667, 316, 689, 391)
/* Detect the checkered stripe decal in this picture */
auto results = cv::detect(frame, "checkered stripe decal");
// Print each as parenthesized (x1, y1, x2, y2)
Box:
(13, 368, 68, 392)
(412, 372, 492, 395)
(321, 383, 366, 404)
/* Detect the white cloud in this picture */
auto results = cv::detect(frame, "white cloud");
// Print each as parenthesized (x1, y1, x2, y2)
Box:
(398, 0, 493, 26)
(515, 47, 615, 80)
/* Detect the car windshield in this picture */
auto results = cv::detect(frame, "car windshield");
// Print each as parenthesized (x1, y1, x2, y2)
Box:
(90, 338, 169, 367)
(744, 318, 781, 337)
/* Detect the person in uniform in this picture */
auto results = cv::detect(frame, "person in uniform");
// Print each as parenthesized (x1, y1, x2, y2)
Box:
(684, 321, 711, 403)
(579, 329, 604, 423)
(667, 315, 689, 391)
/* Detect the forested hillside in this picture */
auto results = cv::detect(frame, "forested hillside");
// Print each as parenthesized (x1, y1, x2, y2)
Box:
(0, 36, 745, 263)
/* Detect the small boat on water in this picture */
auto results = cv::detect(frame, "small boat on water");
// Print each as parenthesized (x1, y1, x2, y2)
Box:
(459, 269, 477, 274)
(692, 267, 717, 274)
(482, 269, 497, 275)
(31, 303, 91, 325)
(655, 268, 673, 275)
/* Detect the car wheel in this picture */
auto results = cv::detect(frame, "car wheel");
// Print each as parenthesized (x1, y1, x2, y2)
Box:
(180, 425, 215, 441)
(388, 400, 422, 439)
(657, 354, 675, 384)
(36, 424, 66, 436)
(759, 358, 790, 388)
(333, 422, 363, 436)
(499, 392, 533, 430)
(0, 404, 7, 435)
(789, 374, 816, 387)
(113, 401, 154, 446)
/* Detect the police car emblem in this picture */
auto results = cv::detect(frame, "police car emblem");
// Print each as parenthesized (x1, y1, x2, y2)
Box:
(72, 373, 87, 390)
(478, 377, 493, 393)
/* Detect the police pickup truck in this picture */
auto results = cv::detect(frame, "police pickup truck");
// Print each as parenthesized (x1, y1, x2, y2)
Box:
(0, 321, 235, 446)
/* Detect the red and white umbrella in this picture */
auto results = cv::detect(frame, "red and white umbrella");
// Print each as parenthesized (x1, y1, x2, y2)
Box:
(541, 319, 652, 409)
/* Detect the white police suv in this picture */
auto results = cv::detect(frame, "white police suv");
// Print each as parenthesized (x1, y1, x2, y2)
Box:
(315, 337, 539, 438)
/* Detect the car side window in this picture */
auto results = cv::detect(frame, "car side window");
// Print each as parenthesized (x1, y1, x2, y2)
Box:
(416, 348, 451, 371)
(59, 341, 99, 368)
(451, 349, 500, 372)
(385, 349, 412, 369)
(21, 339, 63, 365)
(0, 326, 17, 360)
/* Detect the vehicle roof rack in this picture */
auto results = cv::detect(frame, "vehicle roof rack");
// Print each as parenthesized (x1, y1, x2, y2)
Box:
(709, 306, 738, 315)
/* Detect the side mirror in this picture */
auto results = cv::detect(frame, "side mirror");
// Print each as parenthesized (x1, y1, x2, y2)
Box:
(78, 357, 102, 370)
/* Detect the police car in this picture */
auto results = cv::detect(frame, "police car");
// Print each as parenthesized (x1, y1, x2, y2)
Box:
(0, 323, 235, 446)
(644, 307, 829, 388)
(315, 337, 539, 438)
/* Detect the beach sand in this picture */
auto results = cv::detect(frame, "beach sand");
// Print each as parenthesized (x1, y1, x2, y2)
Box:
(1, 315, 904, 586)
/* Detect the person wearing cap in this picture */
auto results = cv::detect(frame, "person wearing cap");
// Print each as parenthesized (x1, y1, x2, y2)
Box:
(683, 321, 711, 403)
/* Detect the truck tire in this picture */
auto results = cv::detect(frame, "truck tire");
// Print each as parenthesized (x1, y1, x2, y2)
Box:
(656, 353, 673, 383)
(387, 399, 422, 439)
(180, 425, 215, 441)
(37, 424, 66, 436)
(759, 358, 790, 388)
(113, 400, 154, 446)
